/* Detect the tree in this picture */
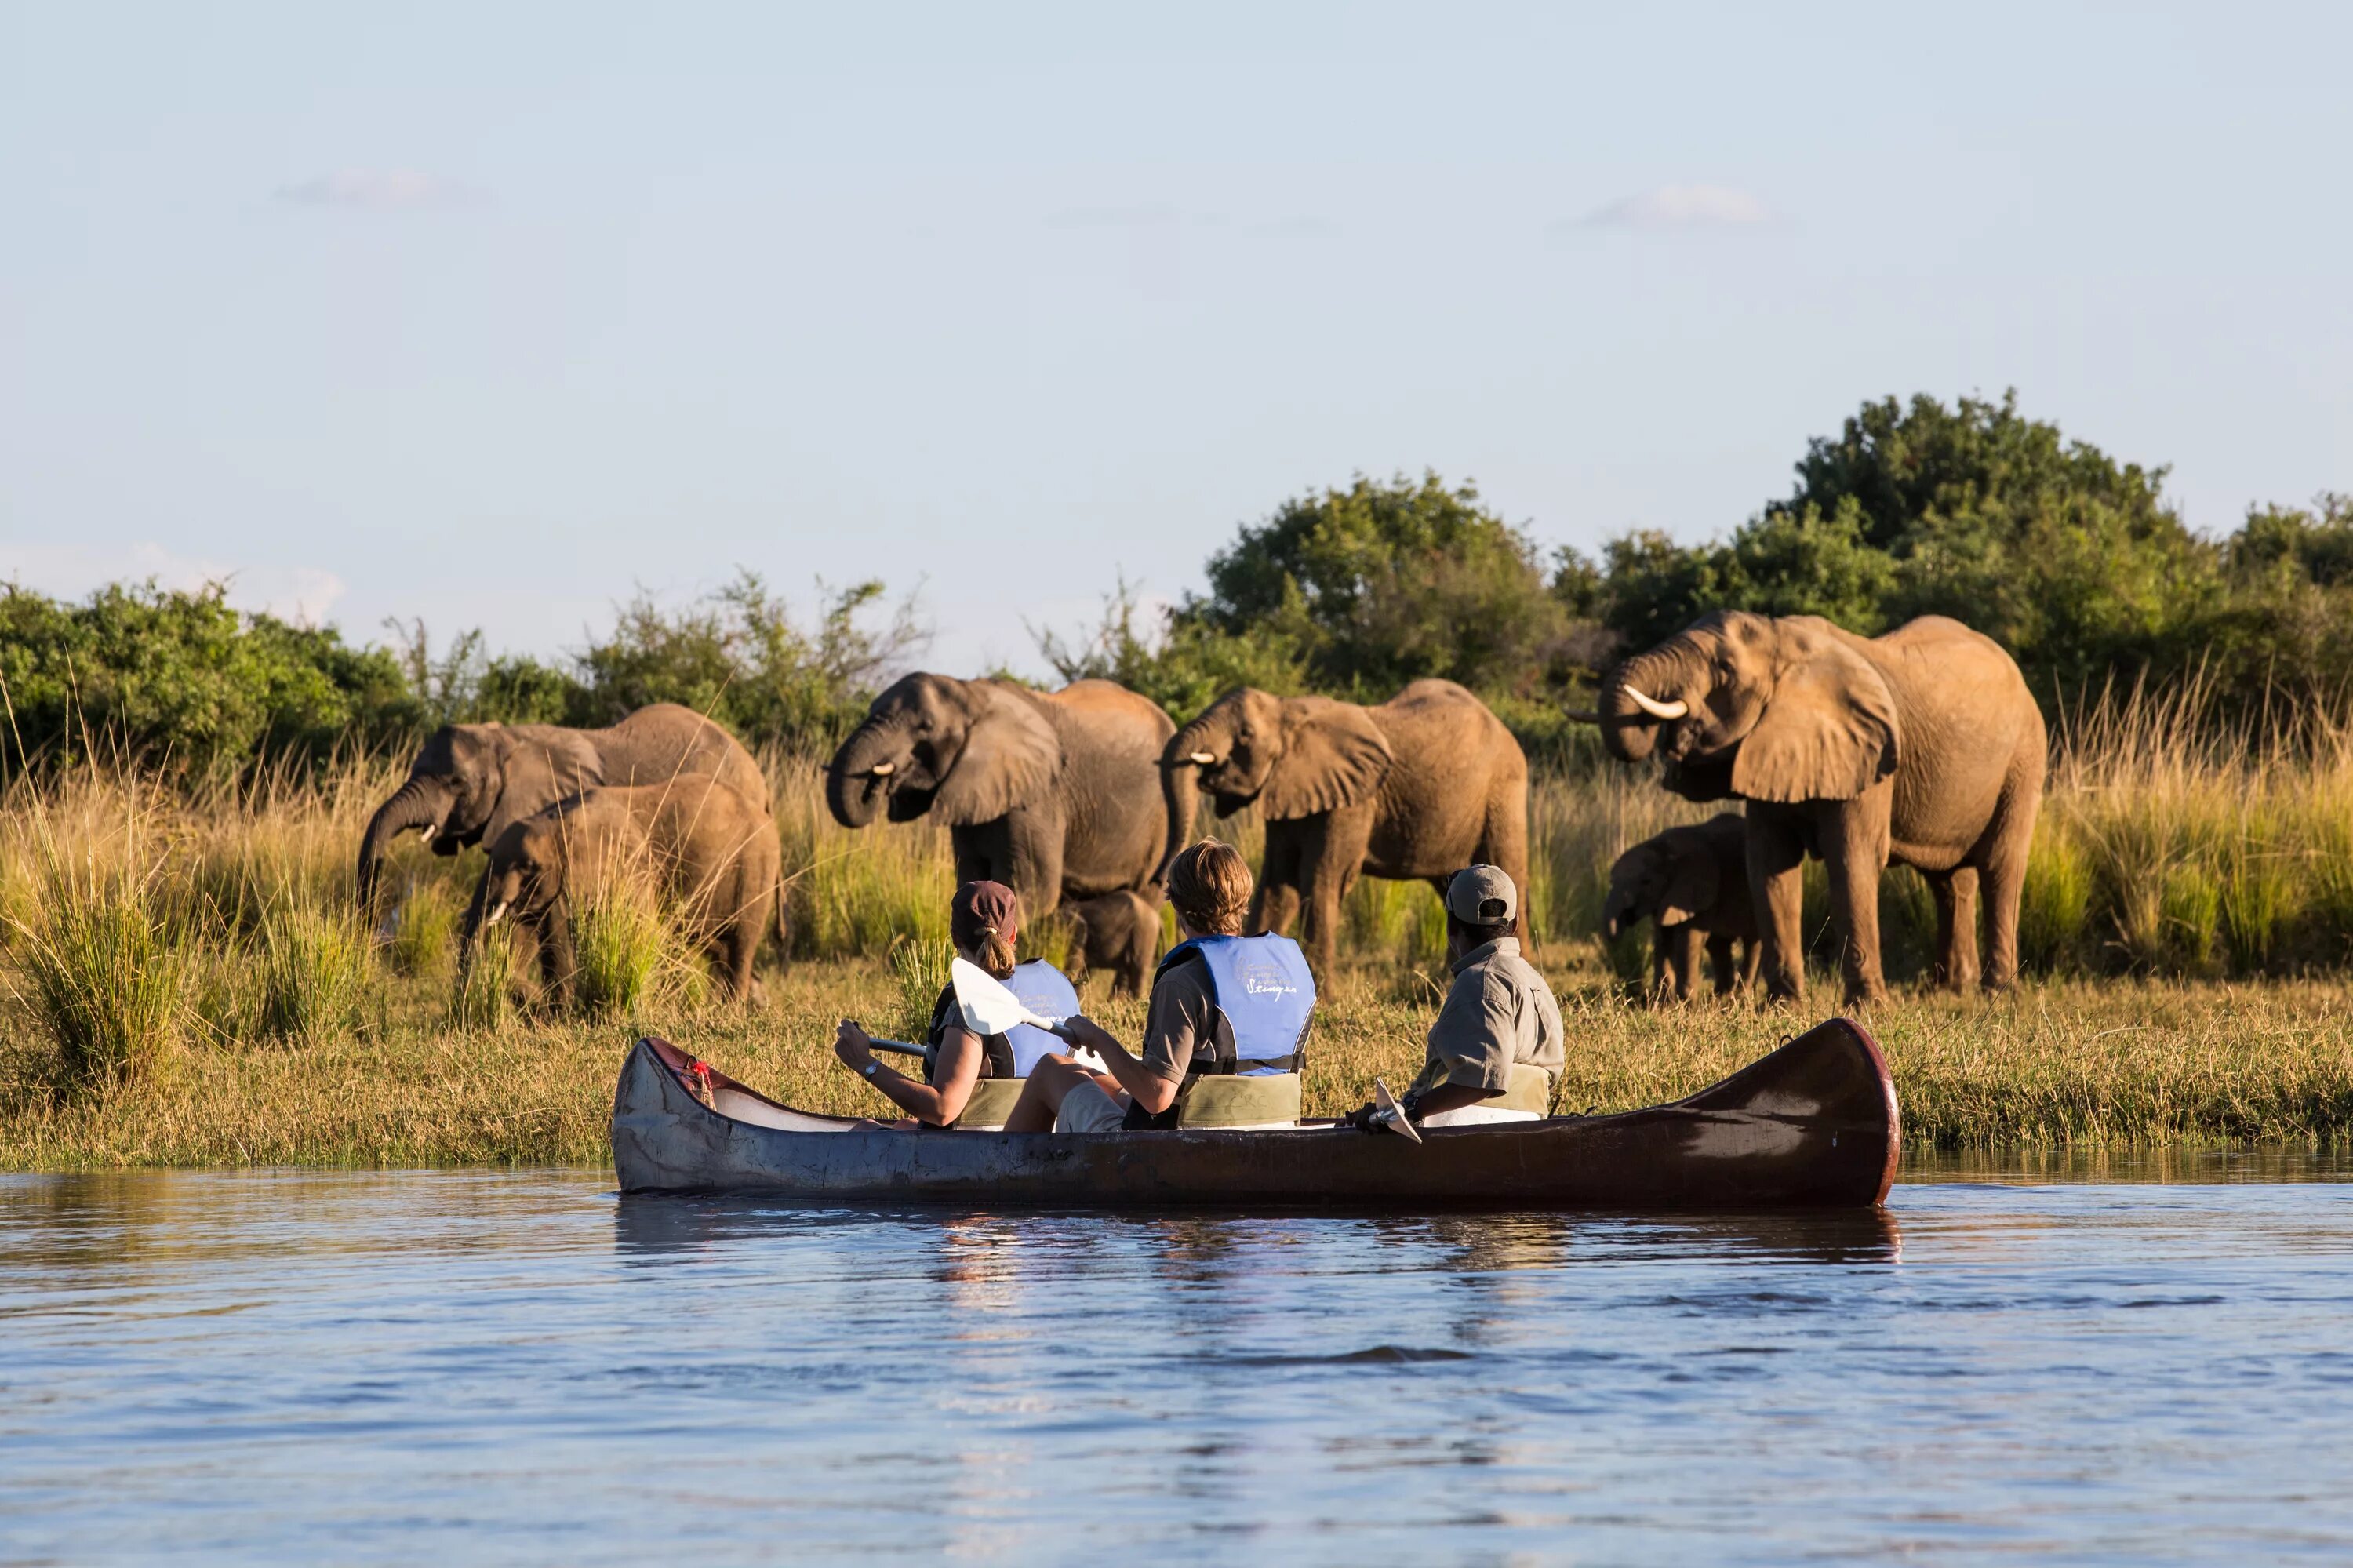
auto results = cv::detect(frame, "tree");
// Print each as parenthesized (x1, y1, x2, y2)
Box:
(1183, 471, 1577, 700)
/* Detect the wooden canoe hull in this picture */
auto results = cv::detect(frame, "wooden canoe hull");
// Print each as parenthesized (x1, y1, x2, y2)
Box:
(610, 1019, 1900, 1210)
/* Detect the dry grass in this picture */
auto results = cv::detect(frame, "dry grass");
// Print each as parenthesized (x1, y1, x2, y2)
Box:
(3, 959, 2348, 1168)
(9, 687, 2353, 1166)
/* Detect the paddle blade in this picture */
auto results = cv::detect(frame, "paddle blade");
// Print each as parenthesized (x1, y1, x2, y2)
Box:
(1373, 1077, 1423, 1144)
(951, 956, 1058, 1036)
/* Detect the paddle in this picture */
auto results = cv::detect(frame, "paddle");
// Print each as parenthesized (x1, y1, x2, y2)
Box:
(1372, 1077, 1423, 1144)
(858, 961, 1103, 1070)
(953, 958, 1106, 1071)
(950, 956, 1067, 1037)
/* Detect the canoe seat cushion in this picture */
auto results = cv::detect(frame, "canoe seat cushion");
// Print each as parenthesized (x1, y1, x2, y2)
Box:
(1176, 1072, 1301, 1130)
(955, 1078, 1027, 1130)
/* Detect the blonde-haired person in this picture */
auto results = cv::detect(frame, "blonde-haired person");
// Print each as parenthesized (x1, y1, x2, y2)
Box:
(1003, 840, 1315, 1133)
(833, 880, 1078, 1128)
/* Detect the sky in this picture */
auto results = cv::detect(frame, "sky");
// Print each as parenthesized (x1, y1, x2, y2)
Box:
(3, 1, 2348, 678)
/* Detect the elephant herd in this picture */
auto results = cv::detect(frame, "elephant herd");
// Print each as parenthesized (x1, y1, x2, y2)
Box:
(358, 608, 2046, 1010)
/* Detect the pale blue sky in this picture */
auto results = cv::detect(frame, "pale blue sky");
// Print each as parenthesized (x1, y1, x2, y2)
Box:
(3, 2, 2347, 675)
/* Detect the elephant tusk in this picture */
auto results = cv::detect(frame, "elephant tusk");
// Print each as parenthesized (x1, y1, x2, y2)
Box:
(416, 823, 435, 846)
(1187, 751, 1217, 766)
(1623, 686, 1689, 721)
(485, 901, 507, 926)
(867, 762, 895, 777)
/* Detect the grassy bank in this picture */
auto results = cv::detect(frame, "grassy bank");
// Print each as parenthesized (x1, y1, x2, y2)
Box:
(9, 689, 2353, 1166)
(3, 959, 2351, 1168)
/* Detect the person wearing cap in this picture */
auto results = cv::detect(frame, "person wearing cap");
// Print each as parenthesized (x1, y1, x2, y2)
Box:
(1346, 864, 1563, 1132)
(1002, 839, 1315, 1133)
(832, 880, 1079, 1128)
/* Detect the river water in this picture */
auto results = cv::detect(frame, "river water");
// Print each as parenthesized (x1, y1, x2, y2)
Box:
(4, 1159, 2350, 1565)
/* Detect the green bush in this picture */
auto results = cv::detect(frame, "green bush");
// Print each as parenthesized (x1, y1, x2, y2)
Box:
(449, 927, 518, 1031)
(10, 855, 184, 1087)
(571, 883, 666, 1020)
(888, 937, 951, 1044)
(0, 581, 415, 781)
(258, 908, 371, 1043)
(385, 882, 461, 979)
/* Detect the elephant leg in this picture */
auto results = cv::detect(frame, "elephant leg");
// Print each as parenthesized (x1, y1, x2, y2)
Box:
(1707, 930, 1739, 997)
(1747, 811, 1808, 1003)
(1251, 828, 1304, 939)
(1477, 777, 1533, 952)
(1738, 938, 1762, 993)
(1662, 922, 1700, 1002)
(536, 910, 578, 1011)
(453, 868, 493, 983)
(1008, 804, 1066, 922)
(1302, 808, 1374, 979)
(1978, 777, 2038, 992)
(948, 820, 1018, 894)
(1820, 794, 1893, 1006)
(1929, 867, 1981, 991)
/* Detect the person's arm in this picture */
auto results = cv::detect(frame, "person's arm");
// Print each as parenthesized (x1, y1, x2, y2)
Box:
(1056, 1016, 1177, 1115)
(834, 1019, 984, 1126)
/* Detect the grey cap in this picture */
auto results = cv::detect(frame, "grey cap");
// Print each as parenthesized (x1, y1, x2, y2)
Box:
(1445, 864, 1518, 925)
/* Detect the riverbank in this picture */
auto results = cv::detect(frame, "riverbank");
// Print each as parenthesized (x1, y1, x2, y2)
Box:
(5, 961, 2351, 1168)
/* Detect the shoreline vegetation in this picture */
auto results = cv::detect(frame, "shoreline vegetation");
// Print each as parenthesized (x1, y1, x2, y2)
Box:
(7, 710, 2353, 1168)
(9, 393, 2353, 1167)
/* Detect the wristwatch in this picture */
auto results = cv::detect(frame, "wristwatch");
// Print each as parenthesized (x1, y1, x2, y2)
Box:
(861, 1059, 882, 1078)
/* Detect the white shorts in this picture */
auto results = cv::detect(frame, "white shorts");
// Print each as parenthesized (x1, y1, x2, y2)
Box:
(1054, 1079, 1129, 1135)
(1418, 1104, 1540, 1129)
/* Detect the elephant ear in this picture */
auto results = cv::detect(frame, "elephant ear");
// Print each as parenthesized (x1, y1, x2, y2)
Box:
(1731, 636, 1902, 804)
(1258, 698, 1393, 820)
(484, 733, 604, 844)
(1658, 842, 1720, 927)
(932, 684, 1064, 826)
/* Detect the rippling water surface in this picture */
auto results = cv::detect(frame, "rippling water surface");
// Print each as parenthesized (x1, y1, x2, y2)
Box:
(4, 1161, 2351, 1564)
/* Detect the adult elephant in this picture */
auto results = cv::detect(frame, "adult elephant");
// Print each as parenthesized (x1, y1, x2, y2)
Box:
(1577, 611, 2045, 1004)
(825, 676, 1176, 988)
(1159, 680, 1529, 977)
(357, 704, 769, 962)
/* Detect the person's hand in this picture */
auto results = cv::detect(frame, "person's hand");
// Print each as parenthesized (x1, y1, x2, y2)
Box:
(1059, 1014, 1112, 1051)
(1341, 1104, 1390, 1133)
(833, 1019, 875, 1071)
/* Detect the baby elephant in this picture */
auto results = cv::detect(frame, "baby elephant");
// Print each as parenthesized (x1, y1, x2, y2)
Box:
(1062, 889, 1163, 995)
(1603, 813, 1760, 1002)
(481, 774, 781, 1006)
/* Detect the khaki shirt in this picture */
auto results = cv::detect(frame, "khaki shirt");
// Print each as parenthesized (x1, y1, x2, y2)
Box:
(1408, 937, 1564, 1101)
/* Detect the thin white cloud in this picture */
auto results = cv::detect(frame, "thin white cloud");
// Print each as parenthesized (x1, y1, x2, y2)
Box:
(0, 542, 347, 627)
(273, 169, 471, 211)
(1045, 203, 1180, 229)
(1578, 184, 1773, 229)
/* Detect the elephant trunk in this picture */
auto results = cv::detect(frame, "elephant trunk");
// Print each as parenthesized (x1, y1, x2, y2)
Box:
(1155, 721, 1215, 885)
(1598, 643, 1699, 763)
(357, 775, 453, 911)
(824, 721, 898, 829)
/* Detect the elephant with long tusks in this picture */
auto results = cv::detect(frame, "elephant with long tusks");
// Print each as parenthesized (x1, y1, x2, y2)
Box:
(1571, 611, 2046, 1005)
(824, 675, 1176, 993)
(356, 703, 771, 973)
(1159, 679, 1531, 978)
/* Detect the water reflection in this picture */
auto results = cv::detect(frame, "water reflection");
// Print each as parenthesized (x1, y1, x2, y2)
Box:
(7, 1171, 2351, 1563)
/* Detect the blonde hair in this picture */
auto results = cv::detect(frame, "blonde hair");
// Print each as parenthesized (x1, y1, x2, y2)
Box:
(1167, 839, 1251, 936)
(966, 931, 1017, 980)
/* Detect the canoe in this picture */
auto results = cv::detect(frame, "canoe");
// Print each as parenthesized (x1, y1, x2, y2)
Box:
(609, 1017, 1900, 1210)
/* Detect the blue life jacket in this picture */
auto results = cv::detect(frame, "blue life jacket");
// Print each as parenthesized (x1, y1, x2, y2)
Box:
(1158, 933, 1316, 1077)
(1002, 961, 1079, 1077)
